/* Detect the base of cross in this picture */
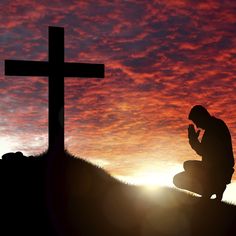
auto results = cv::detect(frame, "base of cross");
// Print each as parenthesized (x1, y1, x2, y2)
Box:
(47, 146, 65, 158)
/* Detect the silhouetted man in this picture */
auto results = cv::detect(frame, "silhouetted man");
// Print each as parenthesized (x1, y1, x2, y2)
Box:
(173, 105, 234, 201)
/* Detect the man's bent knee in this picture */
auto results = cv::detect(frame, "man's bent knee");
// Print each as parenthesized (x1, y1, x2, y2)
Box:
(183, 160, 202, 171)
(173, 172, 184, 188)
(183, 161, 191, 171)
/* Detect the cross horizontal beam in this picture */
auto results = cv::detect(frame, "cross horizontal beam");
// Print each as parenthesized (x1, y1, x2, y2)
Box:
(5, 60, 48, 76)
(5, 60, 104, 78)
(64, 62, 104, 78)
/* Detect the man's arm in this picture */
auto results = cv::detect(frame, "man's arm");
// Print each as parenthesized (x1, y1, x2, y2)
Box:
(188, 124, 204, 156)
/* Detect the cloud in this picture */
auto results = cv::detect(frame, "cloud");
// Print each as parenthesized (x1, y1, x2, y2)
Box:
(1, 0, 236, 186)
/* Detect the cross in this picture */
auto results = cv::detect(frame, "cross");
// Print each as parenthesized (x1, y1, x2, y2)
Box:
(5, 26, 104, 155)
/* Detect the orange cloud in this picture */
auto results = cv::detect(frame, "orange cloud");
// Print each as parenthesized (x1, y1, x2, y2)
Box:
(1, 1, 236, 186)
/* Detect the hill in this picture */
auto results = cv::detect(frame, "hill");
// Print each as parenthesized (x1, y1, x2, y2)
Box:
(0, 151, 236, 236)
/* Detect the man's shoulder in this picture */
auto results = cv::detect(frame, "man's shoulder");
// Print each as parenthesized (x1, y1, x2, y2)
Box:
(211, 116, 228, 130)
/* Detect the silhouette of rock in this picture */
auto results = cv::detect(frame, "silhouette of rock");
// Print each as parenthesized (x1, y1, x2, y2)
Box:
(2, 151, 28, 160)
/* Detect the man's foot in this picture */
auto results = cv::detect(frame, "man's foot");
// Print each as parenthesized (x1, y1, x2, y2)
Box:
(201, 190, 212, 200)
(215, 185, 226, 202)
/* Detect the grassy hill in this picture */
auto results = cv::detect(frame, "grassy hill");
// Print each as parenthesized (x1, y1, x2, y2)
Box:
(1, 151, 236, 236)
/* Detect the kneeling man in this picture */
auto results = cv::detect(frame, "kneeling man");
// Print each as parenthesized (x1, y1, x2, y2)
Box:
(173, 105, 234, 201)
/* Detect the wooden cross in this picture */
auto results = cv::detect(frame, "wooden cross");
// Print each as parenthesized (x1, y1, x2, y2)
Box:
(5, 26, 104, 155)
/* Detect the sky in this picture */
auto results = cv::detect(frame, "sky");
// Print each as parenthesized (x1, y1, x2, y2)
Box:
(1, 0, 236, 202)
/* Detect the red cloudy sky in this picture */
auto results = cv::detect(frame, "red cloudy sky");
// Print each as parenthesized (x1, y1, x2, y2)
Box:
(1, 1, 236, 201)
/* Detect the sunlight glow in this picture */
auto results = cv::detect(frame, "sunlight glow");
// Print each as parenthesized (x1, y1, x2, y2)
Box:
(0, 137, 16, 158)
(222, 182, 236, 204)
(116, 165, 236, 203)
(116, 162, 183, 190)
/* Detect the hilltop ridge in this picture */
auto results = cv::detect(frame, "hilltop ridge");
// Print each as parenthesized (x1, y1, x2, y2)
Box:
(1, 150, 236, 236)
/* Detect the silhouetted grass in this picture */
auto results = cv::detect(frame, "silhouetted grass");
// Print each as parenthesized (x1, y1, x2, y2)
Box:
(1, 150, 236, 236)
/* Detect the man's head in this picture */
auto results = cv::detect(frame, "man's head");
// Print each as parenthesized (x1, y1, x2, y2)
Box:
(188, 105, 211, 129)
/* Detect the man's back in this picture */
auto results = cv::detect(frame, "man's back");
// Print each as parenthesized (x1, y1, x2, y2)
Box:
(201, 116, 234, 171)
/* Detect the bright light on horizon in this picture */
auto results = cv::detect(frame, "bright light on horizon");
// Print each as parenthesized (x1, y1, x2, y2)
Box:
(115, 163, 183, 189)
(223, 181, 236, 204)
(0, 137, 18, 158)
(115, 163, 236, 203)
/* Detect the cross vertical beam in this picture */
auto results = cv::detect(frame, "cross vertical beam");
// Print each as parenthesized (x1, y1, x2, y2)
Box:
(48, 27, 64, 153)
(5, 26, 105, 157)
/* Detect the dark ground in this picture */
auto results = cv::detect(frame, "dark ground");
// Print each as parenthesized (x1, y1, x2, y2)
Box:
(1, 151, 236, 236)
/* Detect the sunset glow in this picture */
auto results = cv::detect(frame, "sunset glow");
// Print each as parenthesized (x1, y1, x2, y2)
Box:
(116, 162, 183, 188)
